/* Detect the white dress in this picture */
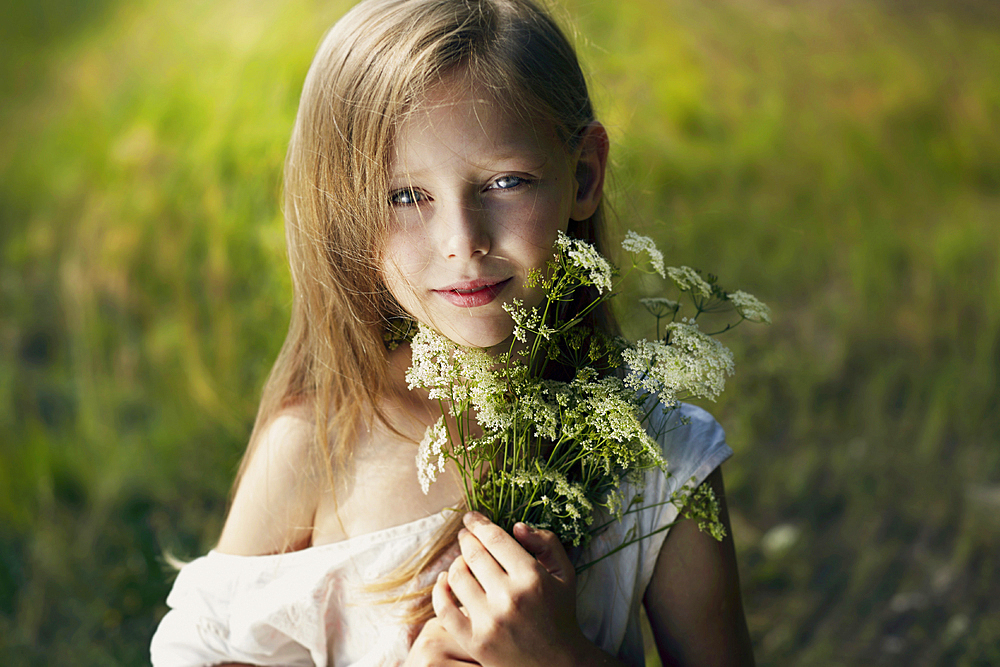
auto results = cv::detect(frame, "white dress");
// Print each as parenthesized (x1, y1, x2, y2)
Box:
(150, 403, 732, 667)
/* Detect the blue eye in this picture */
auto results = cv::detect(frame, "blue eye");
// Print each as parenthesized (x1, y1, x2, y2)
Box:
(389, 188, 424, 206)
(491, 175, 527, 190)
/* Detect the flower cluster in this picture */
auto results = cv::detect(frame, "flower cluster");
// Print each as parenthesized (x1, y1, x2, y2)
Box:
(728, 290, 773, 324)
(502, 298, 556, 343)
(622, 322, 735, 407)
(622, 231, 666, 278)
(554, 231, 614, 293)
(666, 266, 713, 297)
(416, 416, 449, 494)
(406, 230, 768, 558)
(406, 325, 465, 404)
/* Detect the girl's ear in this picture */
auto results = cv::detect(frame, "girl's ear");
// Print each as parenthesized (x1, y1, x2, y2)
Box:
(570, 122, 610, 222)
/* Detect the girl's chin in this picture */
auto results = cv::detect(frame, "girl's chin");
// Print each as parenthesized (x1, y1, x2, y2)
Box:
(427, 321, 515, 350)
(400, 307, 518, 349)
(441, 329, 514, 351)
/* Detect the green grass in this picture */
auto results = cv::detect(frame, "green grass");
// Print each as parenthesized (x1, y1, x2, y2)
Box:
(2, 0, 999, 664)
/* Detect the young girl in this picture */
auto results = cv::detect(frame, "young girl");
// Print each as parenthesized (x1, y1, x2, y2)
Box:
(151, 0, 754, 665)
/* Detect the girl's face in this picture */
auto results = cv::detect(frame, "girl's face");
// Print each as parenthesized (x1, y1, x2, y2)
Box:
(381, 73, 596, 349)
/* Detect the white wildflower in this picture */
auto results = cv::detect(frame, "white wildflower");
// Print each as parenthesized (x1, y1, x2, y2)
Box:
(666, 266, 712, 297)
(454, 346, 494, 383)
(581, 378, 645, 444)
(623, 322, 734, 405)
(472, 392, 514, 431)
(508, 470, 531, 487)
(620, 340, 663, 396)
(550, 470, 593, 514)
(728, 290, 772, 324)
(540, 470, 594, 546)
(518, 382, 560, 441)
(555, 231, 613, 294)
(621, 231, 666, 278)
(573, 377, 665, 473)
(550, 382, 572, 408)
(458, 347, 514, 431)
(502, 298, 542, 342)
(405, 325, 463, 402)
(415, 416, 449, 494)
(553, 231, 573, 252)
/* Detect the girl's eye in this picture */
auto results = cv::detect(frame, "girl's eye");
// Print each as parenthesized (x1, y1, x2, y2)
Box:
(389, 188, 425, 206)
(489, 175, 528, 191)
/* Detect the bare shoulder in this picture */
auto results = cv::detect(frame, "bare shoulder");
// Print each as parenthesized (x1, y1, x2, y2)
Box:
(215, 406, 323, 555)
(643, 468, 755, 666)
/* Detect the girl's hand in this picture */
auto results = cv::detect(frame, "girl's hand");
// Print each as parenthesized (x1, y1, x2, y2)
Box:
(405, 617, 480, 666)
(431, 512, 595, 667)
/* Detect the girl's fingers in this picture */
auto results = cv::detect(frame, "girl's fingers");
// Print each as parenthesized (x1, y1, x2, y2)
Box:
(445, 555, 489, 618)
(433, 515, 585, 667)
(406, 616, 479, 667)
(432, 571, 472, 641)
(461, 512, 536, 574)
(456, 526, 508, 596)
(512, 522, 575, 585)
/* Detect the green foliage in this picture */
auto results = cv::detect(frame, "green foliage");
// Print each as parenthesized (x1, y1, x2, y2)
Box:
(678, 479, 726, 542)
(2, 0, 999, 664)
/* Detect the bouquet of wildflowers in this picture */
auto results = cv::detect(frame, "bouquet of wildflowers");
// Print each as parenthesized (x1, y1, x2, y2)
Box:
(403, 231, 769, 557)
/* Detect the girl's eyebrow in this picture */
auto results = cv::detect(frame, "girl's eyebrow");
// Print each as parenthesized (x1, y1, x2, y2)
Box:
(390, 149, 552, 180)
(488, 149, 551, 167)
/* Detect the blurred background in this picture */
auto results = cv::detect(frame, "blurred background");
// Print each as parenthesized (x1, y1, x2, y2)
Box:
(2, 0, 998, 664)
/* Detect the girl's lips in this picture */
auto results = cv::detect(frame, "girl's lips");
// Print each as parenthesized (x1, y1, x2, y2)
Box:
(434, 278, 511, 308)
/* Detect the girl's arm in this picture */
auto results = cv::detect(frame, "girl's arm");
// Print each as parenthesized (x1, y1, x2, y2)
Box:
(643, 468, 755, 667)
(216, 410, 320, 555)
(160, 413, 321, 667)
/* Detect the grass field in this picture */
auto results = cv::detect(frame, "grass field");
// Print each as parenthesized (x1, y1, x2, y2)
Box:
(2, 0, 999, 664)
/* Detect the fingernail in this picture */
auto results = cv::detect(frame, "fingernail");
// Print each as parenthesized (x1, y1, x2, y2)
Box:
(458, 528, 469, 539)
(465, 511, 485, 524)
(437, 571, 447, 583)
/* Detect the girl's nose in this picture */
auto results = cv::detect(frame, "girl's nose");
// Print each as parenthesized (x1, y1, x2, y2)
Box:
(439, 200, 491, 260)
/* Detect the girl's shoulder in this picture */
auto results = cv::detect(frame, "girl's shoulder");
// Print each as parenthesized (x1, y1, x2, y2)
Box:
(650, 401, 729, 463)
(215, 405, 324, 556)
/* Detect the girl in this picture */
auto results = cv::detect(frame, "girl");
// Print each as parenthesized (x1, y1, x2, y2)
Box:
(151, 0, 755, 665)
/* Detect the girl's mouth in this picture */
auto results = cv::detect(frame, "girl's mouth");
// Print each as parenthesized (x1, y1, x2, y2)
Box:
(434, 278, 511, 307)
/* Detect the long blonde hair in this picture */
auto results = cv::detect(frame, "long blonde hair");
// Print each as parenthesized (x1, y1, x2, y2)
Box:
(235, 0, 617, 618)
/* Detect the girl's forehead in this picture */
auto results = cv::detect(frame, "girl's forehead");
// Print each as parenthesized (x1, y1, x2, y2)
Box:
(392, 73, 563, 171)
(409, 72, 524, 129)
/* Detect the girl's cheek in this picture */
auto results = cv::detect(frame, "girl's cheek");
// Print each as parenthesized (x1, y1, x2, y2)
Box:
(379, 254, 417, 310)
